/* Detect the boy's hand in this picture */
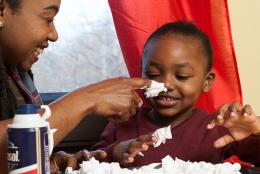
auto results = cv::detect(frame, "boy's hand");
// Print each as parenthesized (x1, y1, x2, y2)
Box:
(50, 150, 107, 173)
(112, 133, 157, 166)
(207, 101, 260, 148)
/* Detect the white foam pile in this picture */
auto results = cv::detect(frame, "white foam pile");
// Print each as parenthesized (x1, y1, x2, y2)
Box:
(65, 109, 240, 174)
(65, 125, 240, 174)
(65, 155, 241, 174)
(144, 80, 167, 98)
(152, 125, 172, 147)
(138, 125, 172, 156)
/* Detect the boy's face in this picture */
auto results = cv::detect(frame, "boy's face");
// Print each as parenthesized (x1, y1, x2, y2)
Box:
(142, 35, 214, 118)
(0, 0, 60, 71)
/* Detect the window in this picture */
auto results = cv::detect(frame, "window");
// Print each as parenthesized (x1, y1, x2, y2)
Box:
(32, 0, 128, 93)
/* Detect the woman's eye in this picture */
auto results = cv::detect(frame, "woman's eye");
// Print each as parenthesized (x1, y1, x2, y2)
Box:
(45, 18, 54, 24)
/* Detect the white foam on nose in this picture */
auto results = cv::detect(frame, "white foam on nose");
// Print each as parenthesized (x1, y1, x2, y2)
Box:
(144, 80, 167, 98)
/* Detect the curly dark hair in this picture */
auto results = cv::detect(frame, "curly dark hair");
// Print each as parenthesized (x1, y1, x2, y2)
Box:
(0, 56, 16, 120)
(0, 0, 22, 119)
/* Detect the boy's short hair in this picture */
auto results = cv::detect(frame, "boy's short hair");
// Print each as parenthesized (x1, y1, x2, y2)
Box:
(142, 21, 213, 72)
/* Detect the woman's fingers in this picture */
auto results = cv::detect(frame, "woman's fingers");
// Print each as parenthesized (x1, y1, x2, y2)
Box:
(128, 78, 151, 90)
(132, 90, 143, 108)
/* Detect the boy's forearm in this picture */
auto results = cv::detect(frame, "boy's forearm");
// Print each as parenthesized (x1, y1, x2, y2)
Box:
(235, 135, 260, 167)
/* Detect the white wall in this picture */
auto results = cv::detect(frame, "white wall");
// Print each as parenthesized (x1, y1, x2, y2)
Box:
(228, 0, 260, 115)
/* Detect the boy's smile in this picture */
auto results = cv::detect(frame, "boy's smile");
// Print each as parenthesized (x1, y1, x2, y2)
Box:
(154, 92, 182, 108)
(142, 34, 215, 123)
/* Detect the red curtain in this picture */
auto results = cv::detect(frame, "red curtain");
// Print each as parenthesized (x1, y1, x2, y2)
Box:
(108, 0, 242, 112)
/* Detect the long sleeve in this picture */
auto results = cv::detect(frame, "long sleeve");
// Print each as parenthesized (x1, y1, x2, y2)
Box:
(91, 122, 119, 162)
(226, 135, 260, 167)
(91, 109, 144, 162)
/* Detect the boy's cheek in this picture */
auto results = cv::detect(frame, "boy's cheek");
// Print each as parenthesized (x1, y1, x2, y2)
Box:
(255, 117, 260, 135)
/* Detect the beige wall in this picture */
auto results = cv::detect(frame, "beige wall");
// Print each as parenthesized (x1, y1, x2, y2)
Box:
(228, 0, 260, 115)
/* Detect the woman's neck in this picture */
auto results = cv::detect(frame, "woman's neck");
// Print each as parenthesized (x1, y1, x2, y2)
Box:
(149, 108, 194, 128)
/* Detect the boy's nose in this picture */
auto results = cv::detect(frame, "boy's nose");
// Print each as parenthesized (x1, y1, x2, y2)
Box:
(163, 75, 175, 90)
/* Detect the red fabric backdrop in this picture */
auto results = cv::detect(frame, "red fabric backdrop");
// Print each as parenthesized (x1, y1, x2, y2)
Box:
(108, 0, 242, 112)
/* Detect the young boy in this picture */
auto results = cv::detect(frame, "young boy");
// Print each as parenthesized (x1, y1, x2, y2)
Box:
(91, 21, 260, 168)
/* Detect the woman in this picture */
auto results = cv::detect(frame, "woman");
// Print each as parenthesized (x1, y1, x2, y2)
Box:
(0, 0, 150, 172)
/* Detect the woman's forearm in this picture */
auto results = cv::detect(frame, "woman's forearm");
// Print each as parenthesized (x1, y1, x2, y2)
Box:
(48, 87, 95, 145)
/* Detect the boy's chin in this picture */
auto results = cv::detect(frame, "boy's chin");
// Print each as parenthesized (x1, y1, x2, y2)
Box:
(155, 108, 180, 118)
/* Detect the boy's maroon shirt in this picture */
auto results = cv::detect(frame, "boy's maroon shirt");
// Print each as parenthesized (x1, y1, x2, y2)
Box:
(92, 107, 260, 167)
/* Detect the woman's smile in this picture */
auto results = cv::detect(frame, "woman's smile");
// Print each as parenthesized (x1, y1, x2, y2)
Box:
(31, 47, 43, 63)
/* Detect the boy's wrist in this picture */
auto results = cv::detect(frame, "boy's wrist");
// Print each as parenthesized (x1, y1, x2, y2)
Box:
(109, 141, 121, 162)
(253, 131, 260, 136)
(252, 116, 260, 136)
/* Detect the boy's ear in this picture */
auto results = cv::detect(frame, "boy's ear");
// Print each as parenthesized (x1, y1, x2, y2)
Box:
(202, 71, 215, 92)
(0, 0, 5, 16)
(0, 0, 5, 28)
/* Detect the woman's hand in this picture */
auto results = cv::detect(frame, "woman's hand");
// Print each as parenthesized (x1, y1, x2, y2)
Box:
(112, 133, 157, 167)
(86, 77, 151, 122)
(207, 101, 260, 148)
(47, 77, 151, 148)
(50, 150, 107, 173)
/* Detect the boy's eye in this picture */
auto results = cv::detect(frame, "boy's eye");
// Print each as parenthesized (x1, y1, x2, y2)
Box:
(146, 72, 160, 78)
(176, 75, 190, 80)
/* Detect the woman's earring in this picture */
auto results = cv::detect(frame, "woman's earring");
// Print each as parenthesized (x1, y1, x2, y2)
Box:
(0, 20, 4, 29)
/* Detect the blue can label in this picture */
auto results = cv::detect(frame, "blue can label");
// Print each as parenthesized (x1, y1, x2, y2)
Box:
(7, 127, 50, 174)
